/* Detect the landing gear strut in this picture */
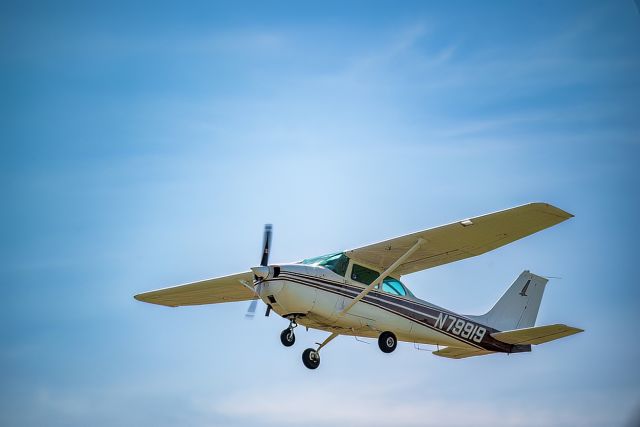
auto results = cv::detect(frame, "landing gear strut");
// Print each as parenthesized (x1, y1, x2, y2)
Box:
(280, 319, 298, 347)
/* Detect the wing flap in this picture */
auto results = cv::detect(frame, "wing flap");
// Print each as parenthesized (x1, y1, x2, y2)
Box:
(134, 271, 256, 307)
(346, 203, 572, 276)
(491, 324, 584, 345)
(432, 347, 495, 359)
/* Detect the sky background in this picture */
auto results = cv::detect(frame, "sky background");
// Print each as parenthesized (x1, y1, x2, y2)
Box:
(2, 1, 640, 426)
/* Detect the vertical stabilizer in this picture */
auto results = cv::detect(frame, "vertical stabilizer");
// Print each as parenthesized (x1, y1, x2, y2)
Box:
(469, 271, 548, 331)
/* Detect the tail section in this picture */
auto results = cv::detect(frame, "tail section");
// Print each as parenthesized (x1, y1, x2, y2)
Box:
(469, 271, 548, 331)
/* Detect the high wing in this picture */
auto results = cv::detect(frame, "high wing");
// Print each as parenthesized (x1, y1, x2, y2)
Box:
(134, 271, 256, 307)
(345, 203, 573, 277)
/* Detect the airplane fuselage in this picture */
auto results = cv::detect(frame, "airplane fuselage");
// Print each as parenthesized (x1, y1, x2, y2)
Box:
(256, 264, 529, 355)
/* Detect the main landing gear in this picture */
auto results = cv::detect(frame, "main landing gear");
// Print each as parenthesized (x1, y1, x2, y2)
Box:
(279, 321, 399, 369)
(280, 318, 298, 347)
(301, 332, 338, 370)
(301, 331, 398, 369)
(378, 331, 397, 353)
(302, 348, 320, 369)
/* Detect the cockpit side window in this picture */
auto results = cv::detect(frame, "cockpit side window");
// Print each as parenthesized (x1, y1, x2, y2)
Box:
(349, 263, 413, 297)
(381, 277, 407, 296)
(351, 264, 380, 285)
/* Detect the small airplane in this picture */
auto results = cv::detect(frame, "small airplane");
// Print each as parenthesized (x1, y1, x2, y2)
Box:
(134, 202, 583, 369)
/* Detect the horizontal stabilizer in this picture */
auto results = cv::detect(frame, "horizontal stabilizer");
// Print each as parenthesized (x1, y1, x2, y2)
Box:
(491, 324, 584, 345)
(432, 347, 495, 359)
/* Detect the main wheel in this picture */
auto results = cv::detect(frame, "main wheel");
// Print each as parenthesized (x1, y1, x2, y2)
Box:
(280, 328, 295, 347)
(378, 331, 397, 353)
(302, 348, 320, 369)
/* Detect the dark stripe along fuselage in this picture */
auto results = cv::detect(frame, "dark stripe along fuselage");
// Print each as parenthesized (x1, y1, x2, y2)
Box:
(264, 271, 530, 354)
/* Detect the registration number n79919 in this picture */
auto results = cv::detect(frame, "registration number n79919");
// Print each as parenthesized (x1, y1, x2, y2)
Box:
(435, 313, 486, 343)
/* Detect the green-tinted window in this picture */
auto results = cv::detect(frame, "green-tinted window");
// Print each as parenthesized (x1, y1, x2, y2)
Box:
(301, 252, 349, 277)
(301, 253, 339, 266)
(351, 264, 380, 285)
(321, 253, 349, 277)
(381, 277, 407, 296)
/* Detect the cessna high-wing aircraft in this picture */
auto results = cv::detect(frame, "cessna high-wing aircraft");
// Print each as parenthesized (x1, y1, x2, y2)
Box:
(135, 203, 583, 369)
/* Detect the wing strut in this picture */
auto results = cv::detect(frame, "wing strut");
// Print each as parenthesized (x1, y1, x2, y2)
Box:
(338, 238, 425, 318)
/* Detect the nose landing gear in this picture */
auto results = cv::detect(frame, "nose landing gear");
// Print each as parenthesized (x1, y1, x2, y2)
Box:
(280, 318, 298, 347)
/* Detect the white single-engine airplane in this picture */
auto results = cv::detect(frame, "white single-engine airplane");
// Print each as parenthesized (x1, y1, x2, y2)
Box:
(135, 203, 583, 369)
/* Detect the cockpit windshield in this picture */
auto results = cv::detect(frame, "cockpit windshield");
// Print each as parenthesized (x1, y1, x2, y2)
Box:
(300, 252, 349, 277)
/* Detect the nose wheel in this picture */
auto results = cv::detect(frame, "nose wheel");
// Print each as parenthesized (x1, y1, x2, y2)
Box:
(280, 328, 296, 347)
(280, 319, 298, 347)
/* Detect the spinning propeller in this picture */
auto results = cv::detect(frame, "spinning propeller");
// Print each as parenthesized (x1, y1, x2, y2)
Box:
(245, 224, 272, 318)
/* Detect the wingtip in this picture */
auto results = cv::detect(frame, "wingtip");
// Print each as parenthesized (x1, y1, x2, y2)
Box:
(133, 293, 151, 303)
(562, 324, 585, 334)
(529, 202, 574, 220)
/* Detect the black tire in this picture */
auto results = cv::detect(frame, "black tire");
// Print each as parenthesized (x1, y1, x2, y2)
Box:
(378, 331, 397, 353)
(280, 328, 295, 347)
(302, 348, 320, 369)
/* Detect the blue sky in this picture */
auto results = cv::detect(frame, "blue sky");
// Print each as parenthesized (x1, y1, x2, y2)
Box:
(2, 1, 639, 426)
